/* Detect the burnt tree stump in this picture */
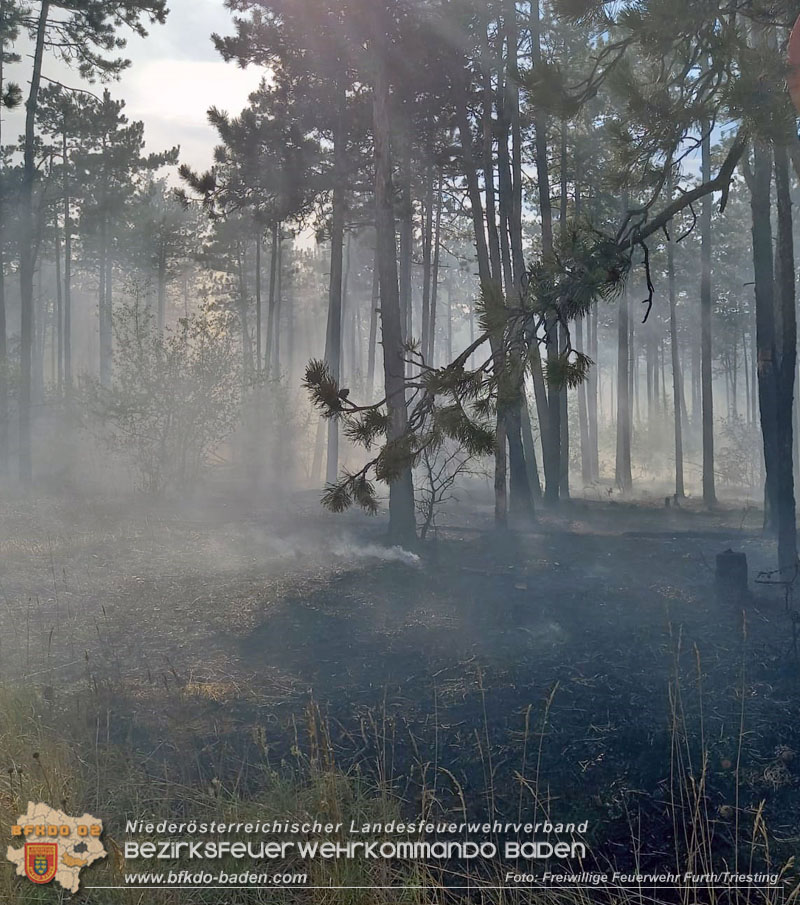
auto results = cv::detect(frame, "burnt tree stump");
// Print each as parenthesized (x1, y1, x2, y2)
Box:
(715, 549, 749, 603)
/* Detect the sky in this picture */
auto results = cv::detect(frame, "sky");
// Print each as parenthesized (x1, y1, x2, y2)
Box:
(8, 0, 264, 174)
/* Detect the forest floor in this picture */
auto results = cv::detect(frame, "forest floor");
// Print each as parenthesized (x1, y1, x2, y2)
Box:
(0, 484, 798, 883)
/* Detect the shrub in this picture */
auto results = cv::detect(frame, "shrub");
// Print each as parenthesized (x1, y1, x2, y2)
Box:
(84, 298, 243, 493)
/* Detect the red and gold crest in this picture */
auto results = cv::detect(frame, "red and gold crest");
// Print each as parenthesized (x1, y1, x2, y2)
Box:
(24, 843, 57, 884)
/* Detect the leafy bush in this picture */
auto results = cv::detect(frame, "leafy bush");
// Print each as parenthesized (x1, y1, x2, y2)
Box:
(84, 298, 242, 493)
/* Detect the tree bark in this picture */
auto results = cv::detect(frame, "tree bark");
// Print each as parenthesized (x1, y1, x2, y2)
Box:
(265, 221, 279, 375)
(428, 172, 442, 366)
(398, 125, 413, 351)
(750, 140, 781, 543)
(367, 238, 380, 399)
(701, 125, 716, 506)
(63, 128, 72, 390)
(324, 82, 346, 486)
(0, 21, 7, 472)
(19, 0, 50, 482)
(668, 177, 685, 499)
(456, 86, 508, 525)
(255, 235, 262, 370)
(615, 287, 632, 492)
(773, 141, 797, 575)
(531, 0, 559, 505)
(576, 315, 591, 486)
(55, 229, 63, 392)
(421, 163, 433, 363)
(372, 8, 416, 546)
(588, 302, 599, 480)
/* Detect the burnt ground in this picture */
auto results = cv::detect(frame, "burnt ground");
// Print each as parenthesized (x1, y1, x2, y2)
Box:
(1, 486, 799, 877)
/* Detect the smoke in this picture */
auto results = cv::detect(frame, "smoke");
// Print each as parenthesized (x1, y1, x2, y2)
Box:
(329, 540, 422, 567)
(198, 526, 422, 573)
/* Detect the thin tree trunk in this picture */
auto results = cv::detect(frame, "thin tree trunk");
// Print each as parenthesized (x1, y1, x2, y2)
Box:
(588, 302, 599, 480)
(156, 243, 167, 333)
(99, 219, 112, 386)
(558, 121, 570, 499)
(398, 128, 413, 350)
(773, 141, 797, 575)
(701, 125, 716, 506)
(428, 173, 442, 366)
(615, 287, 632, 492)
(55, 229, 63, 393)
(456, 86, 508, 525)
(0, 28, 7, 472)
(750, 140, 780, 539)
(421, 163, 433, 363)
(63, 129, 72, 390)
(498, 1, 534, 520)
(274, 233, 282, 375)
(532, 0, 559, 505)
(323, 76, 347, 484)
(576, 315, 591, 487)
(367, 239, 380, 399)
(236, 241, 254, 376)
(372, 10, 416, 545)
(265, 221, 279, 376)
(255, 235, 262, 371)
(668, 176, 685, 499)
(19, 0, 50, 482)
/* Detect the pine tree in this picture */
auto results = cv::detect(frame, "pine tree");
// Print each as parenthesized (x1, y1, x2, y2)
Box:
(17, 0, 168, 482)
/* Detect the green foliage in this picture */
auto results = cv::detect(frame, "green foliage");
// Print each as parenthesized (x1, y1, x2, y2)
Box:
(520, 60, 583, 119)
(544, 349, 594, 391)
(83, 294, 243, 493)
(526, 223, 629, 324)
(725, 45, 797, 144)
(552, 0, 610, 24)
(432, 404, 496, 457)
(476, 281, 508, 338)
(304, 359, 346, 417)
(343, 408, 389, 449)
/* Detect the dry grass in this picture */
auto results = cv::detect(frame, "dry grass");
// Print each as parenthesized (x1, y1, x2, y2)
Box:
(0, 679, 796, 905)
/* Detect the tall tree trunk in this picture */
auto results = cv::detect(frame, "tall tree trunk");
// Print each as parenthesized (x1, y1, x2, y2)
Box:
(479, 8, 512, 524)
(421, 163, 433, 363)
(481, 21, 502, 288)
(588, 302, 600, 481)
(367, 239, 380, 399)
(156, 243, 167, 333)
(615, 287, 632, 492)
(325, 79, 347, 485)
(274, 233, 282, 375)
(19, 0, 50, 482)
(0, 24, 7, 473)
(668, 178, 685, 499)
(55, 229, 63, 393)
(99, 219, 112, 387)
(265, 221, 279, 376)
(499, 3, 535, 518)
(456, 85, 508, 525)
(558, 120, 570, 499)
(750, 140, 781, 541)
(428, 173, 442, 366)
(701, 125, 716, 506)
(531, 0, 559, 505)
(576, 315, 591, 486)
(63, 128, 72, 390)
(372, 10, 416, 546)
(398, 127, 413, 350)
(255, 235, 262, 371)
(773, 141, 797, 575)
(236, 241, 253, 376)
(481, 17, 510, 525)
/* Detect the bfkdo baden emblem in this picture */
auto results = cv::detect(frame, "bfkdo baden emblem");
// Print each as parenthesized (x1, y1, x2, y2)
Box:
(24, 842, 58, 884)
